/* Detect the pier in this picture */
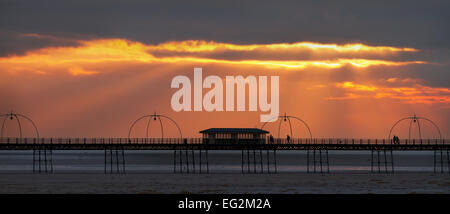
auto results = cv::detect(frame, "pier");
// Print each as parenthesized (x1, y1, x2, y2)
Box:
(1, 111, 448, 174)
(0, 137, 448, 174)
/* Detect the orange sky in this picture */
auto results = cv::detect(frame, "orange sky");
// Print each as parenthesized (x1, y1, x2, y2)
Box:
(0, 36, 448, 138)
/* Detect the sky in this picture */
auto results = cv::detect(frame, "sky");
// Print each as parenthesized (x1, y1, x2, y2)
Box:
(0, 0, 449, 138)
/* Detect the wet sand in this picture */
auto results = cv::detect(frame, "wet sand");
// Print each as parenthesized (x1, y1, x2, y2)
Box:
(0, 173, 448, 194)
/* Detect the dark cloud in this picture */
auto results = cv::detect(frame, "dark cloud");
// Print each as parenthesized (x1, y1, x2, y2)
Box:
(0, 30, 83, 56)
(1, 0, 449, 49)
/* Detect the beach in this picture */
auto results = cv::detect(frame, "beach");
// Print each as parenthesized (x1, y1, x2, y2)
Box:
(0, 173, 448, 194)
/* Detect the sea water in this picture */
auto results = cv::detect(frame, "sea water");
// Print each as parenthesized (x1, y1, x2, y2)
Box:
(0, 150, 445, 173)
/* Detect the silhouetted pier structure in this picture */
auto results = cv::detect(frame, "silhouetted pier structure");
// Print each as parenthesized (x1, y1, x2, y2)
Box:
(0, 137, 449, 174)
(1, 111, 448, 174)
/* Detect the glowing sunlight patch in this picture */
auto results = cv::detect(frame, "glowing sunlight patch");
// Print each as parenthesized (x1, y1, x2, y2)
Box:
(0, 37, 427, 76)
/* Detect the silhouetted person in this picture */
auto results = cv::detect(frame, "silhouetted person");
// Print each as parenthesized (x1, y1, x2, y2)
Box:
(286, 135, 291, 144)
(392, 135, 399, 144)
(184, 138, 187, 144)
(269, 134, 274, 144)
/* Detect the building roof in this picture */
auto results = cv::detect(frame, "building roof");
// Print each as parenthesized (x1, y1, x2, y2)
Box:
(199, 128, 269, 134)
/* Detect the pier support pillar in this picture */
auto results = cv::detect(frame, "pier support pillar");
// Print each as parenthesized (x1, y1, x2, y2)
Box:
(32, 138, 53, 174)
(241, 147, 277, 174)
(306, 139, 330, 173)
(174, 148, 208, 173)
(104, 143, 126, 174)
(434, 145, 449, 174)
(370, 140, 394, 174)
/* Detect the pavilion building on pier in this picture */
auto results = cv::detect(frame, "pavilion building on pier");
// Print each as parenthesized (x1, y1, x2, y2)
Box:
(199, 128, 269, 144)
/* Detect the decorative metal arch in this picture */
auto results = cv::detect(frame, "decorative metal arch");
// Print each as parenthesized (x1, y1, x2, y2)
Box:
(261, 113, 312, 139)
(128, 113, 182, 139)
(0, 111, 39, 138)
(388, 114, 442, 141)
